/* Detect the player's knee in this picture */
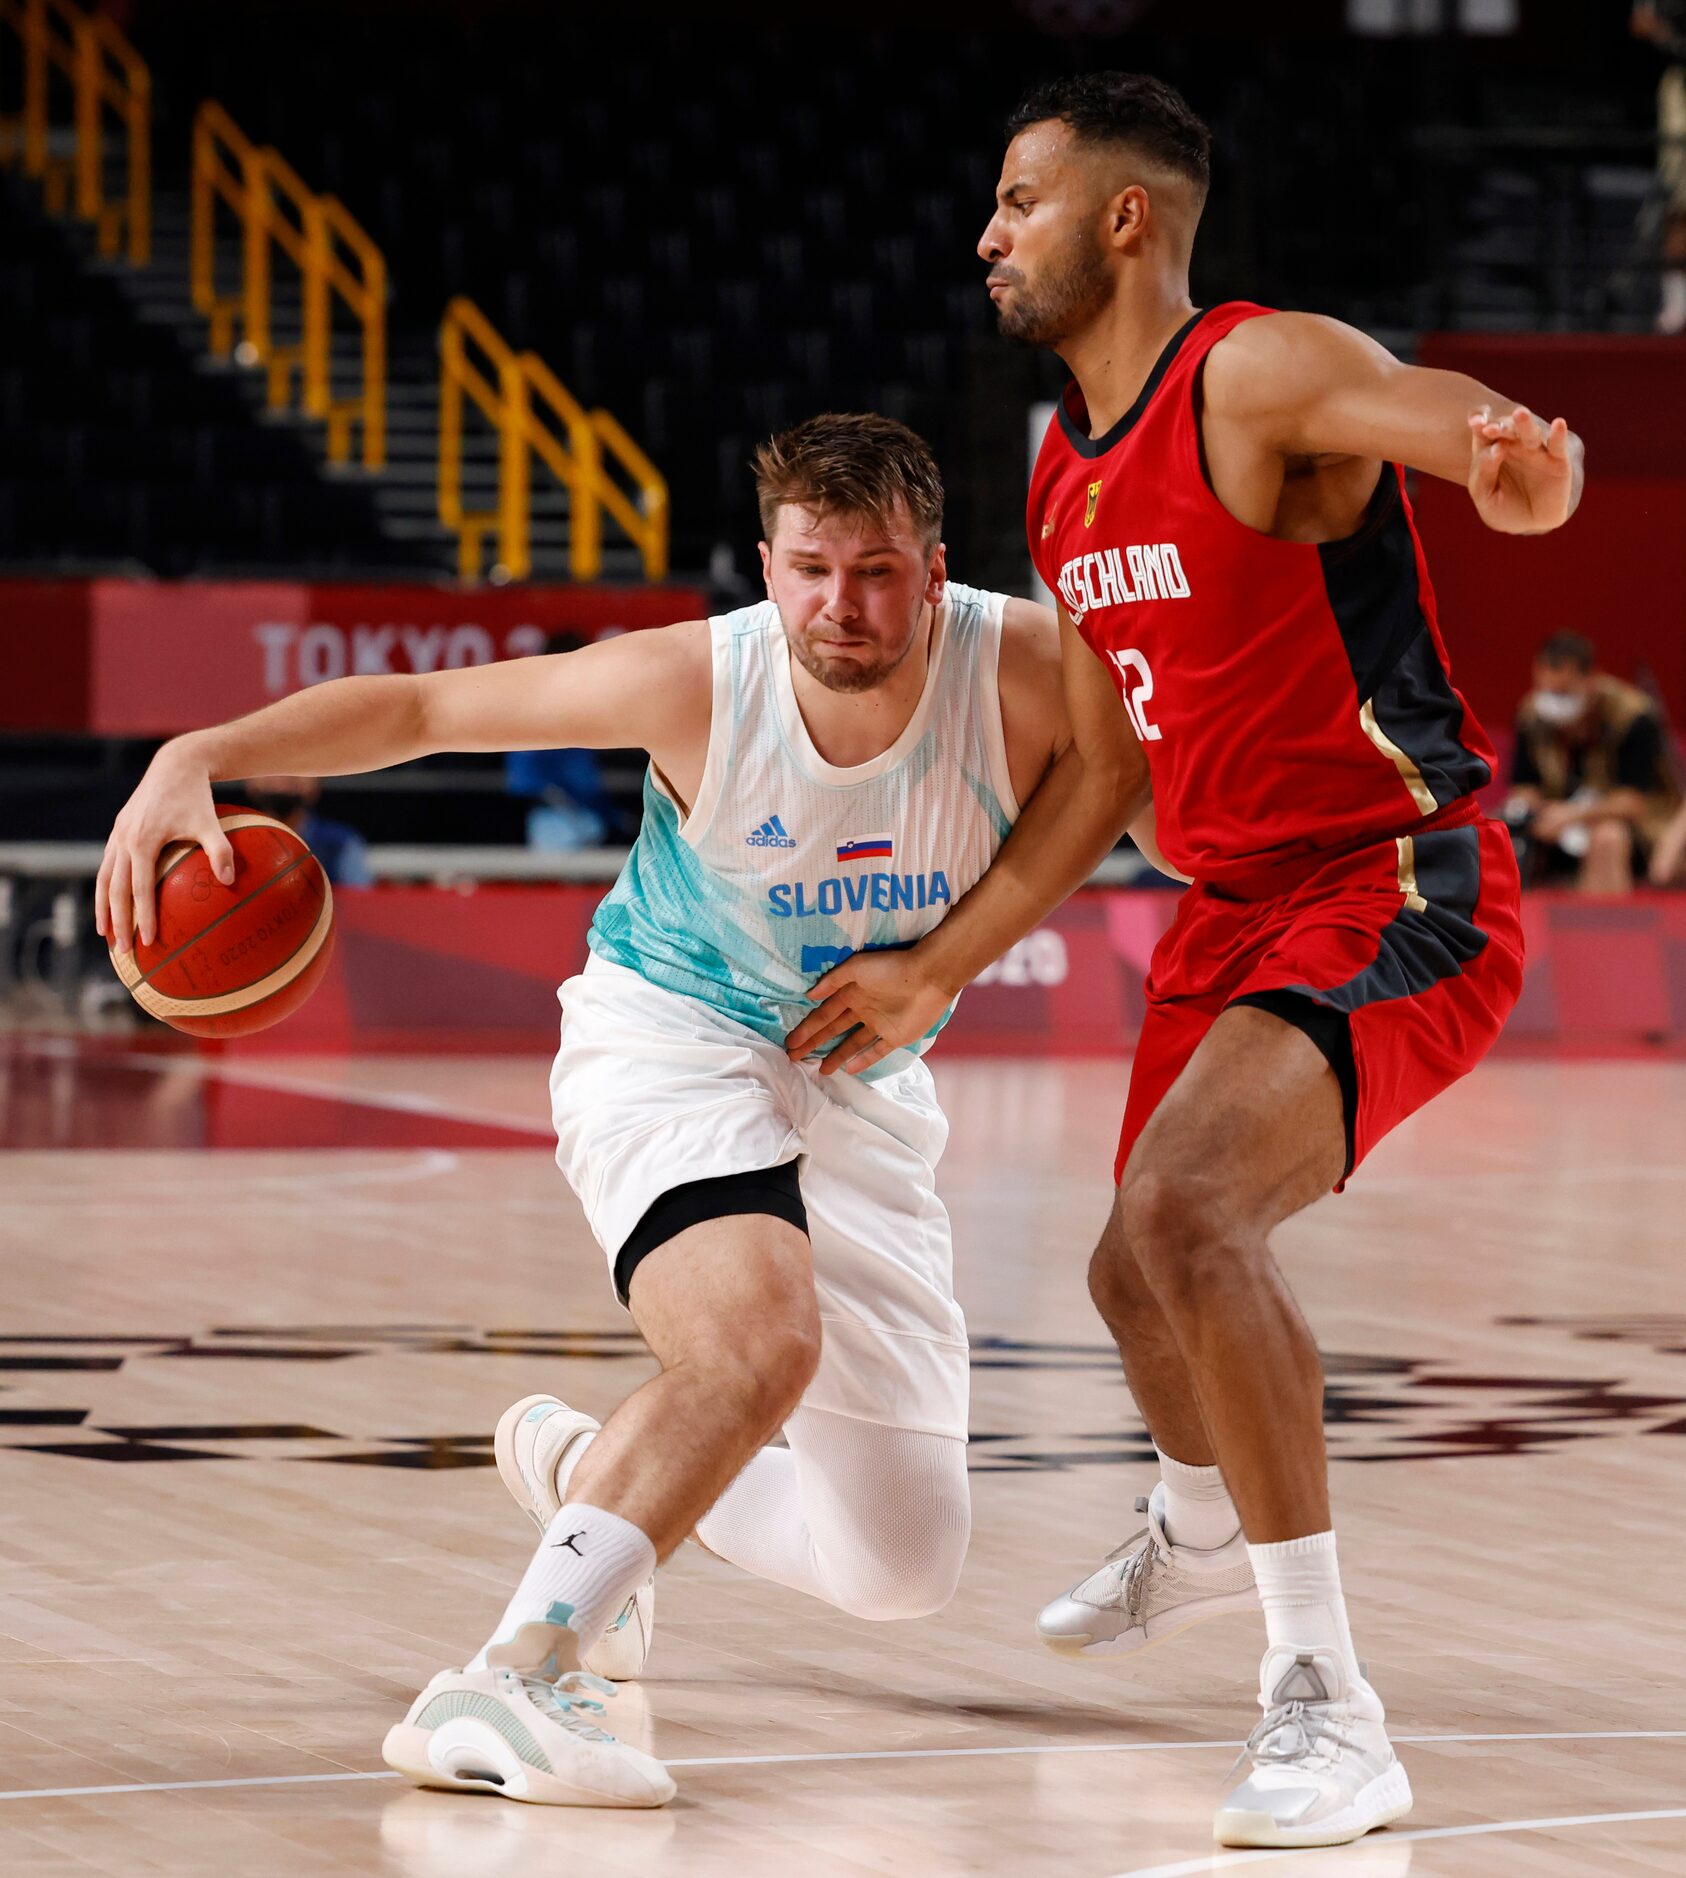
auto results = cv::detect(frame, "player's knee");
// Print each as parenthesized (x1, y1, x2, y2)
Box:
(1117, 1166, 1238, 1308)
(1087, 1216, 1154, 1325)
(827, 1498, 970, 1621)
(717, 1316, 822, 1428)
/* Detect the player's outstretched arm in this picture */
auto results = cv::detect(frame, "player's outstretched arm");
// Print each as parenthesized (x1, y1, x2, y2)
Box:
(96, 622, 710, 951)
(787, 604, 1151, 1074)
(1206, 312, 1585, 536)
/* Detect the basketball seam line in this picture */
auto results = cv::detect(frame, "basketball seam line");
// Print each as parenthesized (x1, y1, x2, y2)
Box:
(153, 843, 199, 895)
(136, 850, 318, 992)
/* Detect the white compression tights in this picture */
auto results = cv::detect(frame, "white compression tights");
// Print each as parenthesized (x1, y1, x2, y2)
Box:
(691, 1405, 971, 1622)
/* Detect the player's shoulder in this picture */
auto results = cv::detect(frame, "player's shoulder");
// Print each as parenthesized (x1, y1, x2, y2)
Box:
(585, 615, 714, 700)
(618, 613, 714, 664)
(997, 591, 1058, 656)
(1204, 310, 1396, 415)
(994, 592, 1061, 697)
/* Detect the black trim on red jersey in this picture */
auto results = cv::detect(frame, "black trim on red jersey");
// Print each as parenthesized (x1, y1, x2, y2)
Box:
(1320, 472, 1494, 810)
(1280, 824, 1489, 1020)
(1056, 309, 1205, 458)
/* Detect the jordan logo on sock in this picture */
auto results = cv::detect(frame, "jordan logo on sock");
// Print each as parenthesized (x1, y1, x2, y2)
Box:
(551, 1530, 588, 1555)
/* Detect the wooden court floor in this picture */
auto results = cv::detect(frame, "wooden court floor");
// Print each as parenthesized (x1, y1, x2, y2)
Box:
(1, 1040, 1682, 1875)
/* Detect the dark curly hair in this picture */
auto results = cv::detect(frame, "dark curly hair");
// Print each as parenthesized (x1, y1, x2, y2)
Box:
(1006, 72, 1211, 195)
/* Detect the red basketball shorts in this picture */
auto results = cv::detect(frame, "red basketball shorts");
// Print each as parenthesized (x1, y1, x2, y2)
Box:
(1114, 816, 1524, 1188)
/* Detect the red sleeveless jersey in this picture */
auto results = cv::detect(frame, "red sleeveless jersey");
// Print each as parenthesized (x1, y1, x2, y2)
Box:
(1027, 302, 1495, 890)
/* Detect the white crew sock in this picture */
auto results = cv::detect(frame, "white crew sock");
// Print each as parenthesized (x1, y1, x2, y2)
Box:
(556, 1427, 595, 1499)
(1155, 1446, 1240, 1554)
(1247, 1529, 1364, 1697)
(470, 1502, 655, 1672)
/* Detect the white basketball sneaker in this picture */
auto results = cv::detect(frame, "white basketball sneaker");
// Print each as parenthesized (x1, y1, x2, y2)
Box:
(494, 1393, 655, 1682)
(382, 1662, 674, 1808)
(1036, 1484, 1257, 1656)
(1214, 1646, 1413, 1848)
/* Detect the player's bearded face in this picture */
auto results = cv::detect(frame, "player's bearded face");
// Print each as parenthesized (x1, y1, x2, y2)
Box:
(764, 508, 939, 694)
(992, 220, 1112, 348)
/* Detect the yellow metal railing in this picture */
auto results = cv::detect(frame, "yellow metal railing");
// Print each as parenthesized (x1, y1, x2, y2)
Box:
(0, 0, 149, 264)
(191, 100, 385, 470)
(440, 296, 669, 582)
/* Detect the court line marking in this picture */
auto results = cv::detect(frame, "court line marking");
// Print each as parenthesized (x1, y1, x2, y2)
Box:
(0, 1148, 462, 1204)
(1111, 1806, 1686, 1877)
(1, 1729, 1680, 1803)
(19, 1039, 554, 1140)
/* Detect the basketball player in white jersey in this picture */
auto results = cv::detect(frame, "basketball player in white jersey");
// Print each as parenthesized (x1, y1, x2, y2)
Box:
(96, 414, 1149, 1808)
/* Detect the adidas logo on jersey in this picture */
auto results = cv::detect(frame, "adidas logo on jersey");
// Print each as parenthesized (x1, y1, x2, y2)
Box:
(746, 815, 797, 849)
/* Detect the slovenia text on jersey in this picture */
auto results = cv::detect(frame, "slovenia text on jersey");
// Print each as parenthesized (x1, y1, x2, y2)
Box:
(586, 582, 1019, 1077)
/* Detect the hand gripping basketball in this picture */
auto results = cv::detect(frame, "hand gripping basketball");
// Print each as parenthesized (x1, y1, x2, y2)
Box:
(98, 761, 335, 1037)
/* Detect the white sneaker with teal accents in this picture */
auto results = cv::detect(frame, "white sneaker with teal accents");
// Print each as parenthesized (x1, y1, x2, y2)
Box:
(493, 1393, 654, 1682)
(382, 1664, 674, 1808)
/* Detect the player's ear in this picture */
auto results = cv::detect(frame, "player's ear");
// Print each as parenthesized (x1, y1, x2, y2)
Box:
(758, 539, 775, 598)
(1110, 182, 1149, 251)
(925, 542, 948, 605)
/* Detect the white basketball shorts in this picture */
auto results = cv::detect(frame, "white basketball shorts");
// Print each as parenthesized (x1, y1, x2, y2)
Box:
(550, 955, 968, 1442)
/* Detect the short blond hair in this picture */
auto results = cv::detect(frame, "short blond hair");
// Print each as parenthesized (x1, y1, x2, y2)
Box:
(753, 413, 944, 549)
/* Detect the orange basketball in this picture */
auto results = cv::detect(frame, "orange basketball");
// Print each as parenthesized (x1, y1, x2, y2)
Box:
(110, 807, 335, 1038)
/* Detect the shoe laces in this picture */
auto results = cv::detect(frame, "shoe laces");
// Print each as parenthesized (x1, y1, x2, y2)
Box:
(520, 1669, 620, 1743)
(1105, 1494, 1170, 1623)
(1230, 1697, 1355, 1779)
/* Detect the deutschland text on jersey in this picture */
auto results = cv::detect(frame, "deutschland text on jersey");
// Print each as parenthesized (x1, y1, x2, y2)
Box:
(1027, 302, 1496, 893)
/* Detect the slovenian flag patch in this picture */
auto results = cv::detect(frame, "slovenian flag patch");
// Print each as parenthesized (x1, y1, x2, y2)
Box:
(836, 835, 893, 864)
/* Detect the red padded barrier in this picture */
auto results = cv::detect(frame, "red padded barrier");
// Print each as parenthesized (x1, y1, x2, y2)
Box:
(215, 883, 1686, 1057)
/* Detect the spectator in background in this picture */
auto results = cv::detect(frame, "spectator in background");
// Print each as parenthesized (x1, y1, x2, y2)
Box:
(1633, 1, 1686, 332)
(241, 775, 374, 886)
(1505, 631, 1680, 891)
(504, 632, 627, 851)
(1650, 795, 1686, 884)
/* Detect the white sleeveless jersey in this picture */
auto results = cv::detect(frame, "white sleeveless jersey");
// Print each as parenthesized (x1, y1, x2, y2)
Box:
(588, 580, 1020, 1076)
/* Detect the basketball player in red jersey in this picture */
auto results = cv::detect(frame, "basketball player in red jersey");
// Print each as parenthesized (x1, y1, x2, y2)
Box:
(788, 73, 1582, 1851)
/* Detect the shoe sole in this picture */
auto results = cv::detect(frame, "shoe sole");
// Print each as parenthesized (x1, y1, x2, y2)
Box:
(1038, 1585, 1259, 1658)
(1214, 1759, 1413, 1848)
(381, 1719, 673, 1808)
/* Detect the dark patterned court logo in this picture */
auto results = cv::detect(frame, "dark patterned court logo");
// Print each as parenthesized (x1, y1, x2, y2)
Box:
(1, 1320, 1683, 1470)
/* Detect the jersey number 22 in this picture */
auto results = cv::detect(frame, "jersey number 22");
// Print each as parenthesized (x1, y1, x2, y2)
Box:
(1109, 649, 1162, 742)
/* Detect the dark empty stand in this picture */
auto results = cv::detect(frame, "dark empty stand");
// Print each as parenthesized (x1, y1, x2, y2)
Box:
(4, 2, 1660, 585)
(0, 178, 432, 577)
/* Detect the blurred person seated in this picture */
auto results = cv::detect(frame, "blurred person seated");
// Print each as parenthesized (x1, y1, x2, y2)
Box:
(1650, 795, 1686, 886)
(504, 632, 629, 851)
(241, 774, 374, 886)
(1632, 1, 1686, 332)
(1503, 631, 1680, 892)
(506, 746, 622, 850)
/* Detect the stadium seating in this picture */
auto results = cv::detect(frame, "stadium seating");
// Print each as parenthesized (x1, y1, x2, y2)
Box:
(2, 3, 1659, 581)
(0, 178, 432, 578)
